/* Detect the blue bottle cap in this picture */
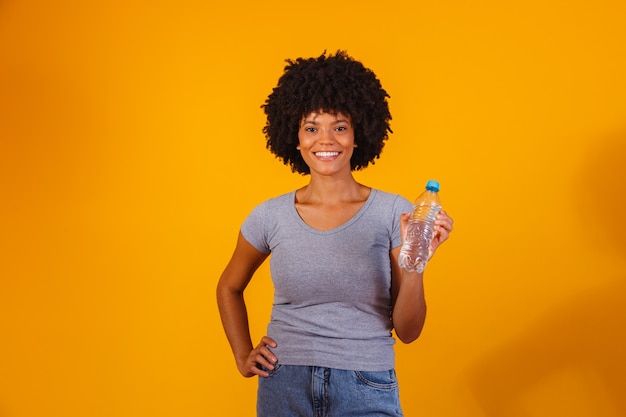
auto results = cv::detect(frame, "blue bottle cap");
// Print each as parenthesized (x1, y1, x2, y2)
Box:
(425, 180, 440, 192)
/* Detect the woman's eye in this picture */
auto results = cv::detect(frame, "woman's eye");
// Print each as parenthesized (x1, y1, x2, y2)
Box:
(336, 126, 347, 132)
(305, 127, 316, 133)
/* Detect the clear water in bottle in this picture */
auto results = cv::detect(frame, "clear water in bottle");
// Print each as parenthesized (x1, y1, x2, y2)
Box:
(398, 180, 442, 273)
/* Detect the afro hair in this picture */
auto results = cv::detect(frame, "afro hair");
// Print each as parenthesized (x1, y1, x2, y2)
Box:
(261, 51, 392, 175)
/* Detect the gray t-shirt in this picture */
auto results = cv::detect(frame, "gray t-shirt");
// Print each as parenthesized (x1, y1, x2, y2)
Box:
(241, 188, 413, 371)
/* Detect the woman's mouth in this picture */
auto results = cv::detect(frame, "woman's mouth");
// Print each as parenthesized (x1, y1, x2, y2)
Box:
(314, 151, 340, 158)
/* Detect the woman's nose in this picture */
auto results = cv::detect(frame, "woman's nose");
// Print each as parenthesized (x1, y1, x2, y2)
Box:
(319, 128, 335, 143)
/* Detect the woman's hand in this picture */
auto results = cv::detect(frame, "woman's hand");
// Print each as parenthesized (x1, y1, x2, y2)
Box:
(399, 210, 454, 260)
(429, 210, 453, 259)
(237, 336, 278, 378)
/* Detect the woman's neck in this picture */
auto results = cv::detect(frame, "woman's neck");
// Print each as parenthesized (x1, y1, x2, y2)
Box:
(297, 174, 369, 205)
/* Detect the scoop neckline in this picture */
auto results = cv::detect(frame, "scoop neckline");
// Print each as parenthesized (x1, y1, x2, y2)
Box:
(289, 188, 377, 235)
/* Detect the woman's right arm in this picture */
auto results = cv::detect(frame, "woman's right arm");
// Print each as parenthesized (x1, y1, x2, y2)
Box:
(216, 231, 278, 377)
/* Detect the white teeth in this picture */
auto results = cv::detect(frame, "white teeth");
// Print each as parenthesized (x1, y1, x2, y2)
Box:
(315, 152, 339, 157)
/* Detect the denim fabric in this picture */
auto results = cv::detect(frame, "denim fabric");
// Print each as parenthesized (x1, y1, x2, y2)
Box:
(257, 365, 404, 417)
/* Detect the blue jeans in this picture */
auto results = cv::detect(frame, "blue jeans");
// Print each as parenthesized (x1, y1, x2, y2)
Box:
(257, 365, 404, 417)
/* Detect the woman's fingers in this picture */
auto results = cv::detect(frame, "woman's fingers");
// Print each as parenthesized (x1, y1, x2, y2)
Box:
(241, 336, 279, 378)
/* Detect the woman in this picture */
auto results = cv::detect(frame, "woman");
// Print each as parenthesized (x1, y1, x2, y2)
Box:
(216, 51, 453, 416)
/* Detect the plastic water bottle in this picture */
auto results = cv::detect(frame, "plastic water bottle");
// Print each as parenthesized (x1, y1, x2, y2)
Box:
(398, 180, 442, 273)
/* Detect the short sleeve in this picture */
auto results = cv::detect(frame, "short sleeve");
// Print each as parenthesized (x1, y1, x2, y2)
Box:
(241, 202, 272, 255)
(391, 195, 414, 249)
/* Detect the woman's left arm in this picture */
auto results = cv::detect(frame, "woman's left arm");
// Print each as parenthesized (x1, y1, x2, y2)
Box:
(390, 211, 454, 344)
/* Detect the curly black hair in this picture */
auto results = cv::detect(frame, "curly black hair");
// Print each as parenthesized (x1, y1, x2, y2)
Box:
(261, 50, 392, 175)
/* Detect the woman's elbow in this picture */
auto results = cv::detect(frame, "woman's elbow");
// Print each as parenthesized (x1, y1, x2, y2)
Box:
(395, 325, 424, 344)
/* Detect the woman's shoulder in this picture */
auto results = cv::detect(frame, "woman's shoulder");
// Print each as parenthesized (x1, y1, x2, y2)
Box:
(242, 190, 296, 232)
(371, 188, 413, 208)
(257, 190, 295, 207)
(247, 190, 295, 216)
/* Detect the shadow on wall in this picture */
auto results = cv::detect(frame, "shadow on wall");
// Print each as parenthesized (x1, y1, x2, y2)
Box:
(466, 132, 626, 416)
(576, 131, 626, 253)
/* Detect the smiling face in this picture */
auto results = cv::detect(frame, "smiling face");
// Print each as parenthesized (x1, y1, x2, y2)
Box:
(297, 111, 356, 177)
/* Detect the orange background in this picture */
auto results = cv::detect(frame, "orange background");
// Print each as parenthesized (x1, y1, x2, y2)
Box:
(1, 1, 625, 416)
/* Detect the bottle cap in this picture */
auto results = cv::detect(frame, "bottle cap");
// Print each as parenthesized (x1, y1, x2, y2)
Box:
(425, 180, 440, 192)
